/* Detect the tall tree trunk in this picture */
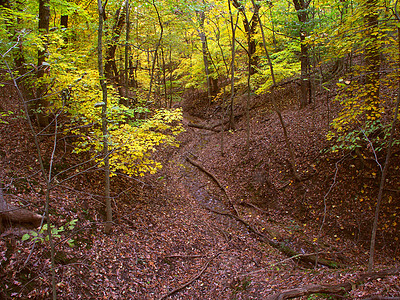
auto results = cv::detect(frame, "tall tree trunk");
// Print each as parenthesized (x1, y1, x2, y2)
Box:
(97, 0, 112, 234)
(228, 0, 238, 130)
(169, 46, 173, 108)
(60, 14, 68, 45)
(2, 0, 32, 112)
(147, 0, 163, 103)
(121, 0, 130, 107)
(232, 0, 259, 75)
(364, 0, 380, 116)
(124, 0, 129, 99)
(5, 52, 57, 298)
(293, 0, 312, 109)
(197, 9, 212, 105)
(253, 0, 300, 182)
(368, 23, 400, 273)
(161, 47, 168, 107)
(231, 0, 260, 146)
(36, 0, 50, 127)
(246, 22, 251, 150)
(104, 2, 126, 81)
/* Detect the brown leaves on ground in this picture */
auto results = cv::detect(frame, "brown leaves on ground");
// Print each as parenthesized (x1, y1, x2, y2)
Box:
(1, 82, 400, 299)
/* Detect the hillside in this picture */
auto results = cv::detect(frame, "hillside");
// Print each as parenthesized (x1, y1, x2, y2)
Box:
(1, 79, 400, 299)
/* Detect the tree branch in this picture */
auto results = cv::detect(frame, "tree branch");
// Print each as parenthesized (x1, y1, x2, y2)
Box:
(159, 252, 221, 300)
(267, 267, 400, 300)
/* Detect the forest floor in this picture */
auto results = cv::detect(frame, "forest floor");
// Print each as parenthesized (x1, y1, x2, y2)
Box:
(1, 81, 400, 299)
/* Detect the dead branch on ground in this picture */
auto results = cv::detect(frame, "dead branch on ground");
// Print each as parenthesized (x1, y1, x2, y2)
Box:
(185, 156, 238, 215)
(203, 205, 342, 269)
(164, 254, 205, 259)
(266, 266, 400, 300)
(187, 112, 244, 132)
(239, 201, 271, 216)
(159, 252, 221, 300)
(185, 155, 342, 268)
(187, 123, 220, 132)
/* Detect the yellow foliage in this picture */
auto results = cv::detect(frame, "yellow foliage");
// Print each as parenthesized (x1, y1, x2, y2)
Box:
(44, 57, 184, 177)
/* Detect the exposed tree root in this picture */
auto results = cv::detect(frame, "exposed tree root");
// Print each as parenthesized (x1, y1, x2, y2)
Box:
(159, 252, 221, 300)
(266, 266, 400, 300)
(203, 205, 342, 269)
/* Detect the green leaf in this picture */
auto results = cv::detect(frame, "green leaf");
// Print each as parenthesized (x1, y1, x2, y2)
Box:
(22, 234, 30, 241)
(67, 239, 75, 247)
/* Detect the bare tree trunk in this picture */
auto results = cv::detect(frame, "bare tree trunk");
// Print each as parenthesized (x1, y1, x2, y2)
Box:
(230, 0, 260, 147)
(147, 0, 163, 104)
(232, 0, 259, 75)
(293, 0, 312, 109)
(197, 9, 212, 105)
(5, 54, 57, 299)
(36, 0, 50, 127)
(364, 0, 381, 115)
(104, 2, 126, 81)
(246, 30, 251, 150)
(1, 0, 33, 117)
(169, 46, 173, 108)
(124, 0, 130, 101)
(253, 0, 300, 182)
(368, 25, 400, 273)
(98, 0, 112, 234)
(161, 47, 168, 108)
(228, 0, 238, 130)
(60, 14, 68, 45)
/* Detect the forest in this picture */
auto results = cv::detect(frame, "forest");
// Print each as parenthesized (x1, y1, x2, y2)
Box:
(0, 0, 400, 298)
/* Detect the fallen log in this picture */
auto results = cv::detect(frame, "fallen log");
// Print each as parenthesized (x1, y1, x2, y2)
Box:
(266, 266, 400, 300)
(187, 123, 220, 132)
(185, 157, 342, 268)
(187, 112, 245, 132)
(203, 205, 342, 269)
(0, 187, 42, 232)
(159, 252, 221, 300)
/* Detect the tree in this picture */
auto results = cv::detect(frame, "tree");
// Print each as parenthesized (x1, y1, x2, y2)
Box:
(97, 0, 112, 234)
(124, 0, 130, 101)
(363, 0, 381, 116)
(232, 0, 260, 75)
(104, 1, 126, 83)
(231, 0, 260, 147)
(197, 7, 213, 103)
(368, 3, 400, 273)
(292, 0, 312, 108)
(228, 0, 238, 130)
(252, 0, 300, 181)
(35, 0, 50, 126)
(147, 0, 164, 104)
